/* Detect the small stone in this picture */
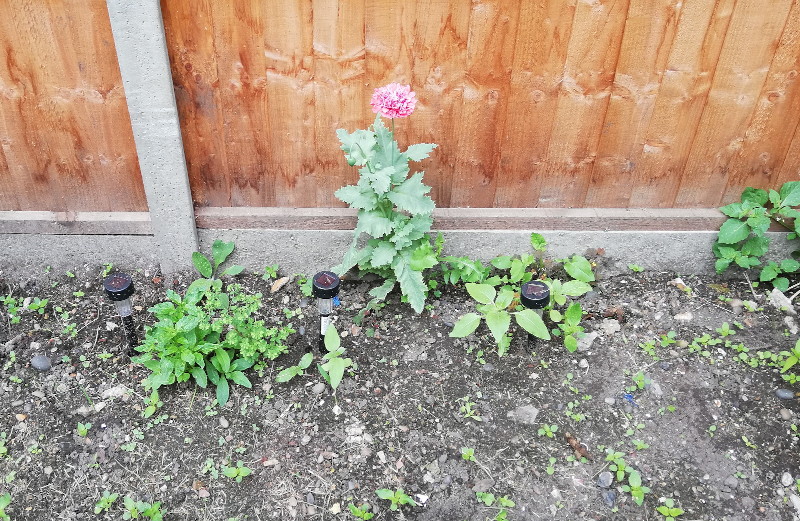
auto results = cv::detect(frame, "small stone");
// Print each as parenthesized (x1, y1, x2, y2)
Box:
(578, 359, 589, 369)
(729, 298, 743, 315)
(43, 466, 53, 476)
(741, 497, 756, 511)
(790, 494, 800, 514)
(724, 476, 739, 490)
(300, 435, 311, 446)
(312, 382, 326, 395)
(600, 319, 621, 335)
(306, 492, 315, 505)
(481, 363, 495, 372)
(782, 472, 794, 487)
(328, 503, 341, 515)
(506, 405, 540, 425)
(600, 490, 616, 508)
(219, 417, 229, 429)
(768, 288, 796, 314)
(673, 311, 693, 323)
(577, 332, 599, 352)
(597, 471, 613, 488)
(472, 478, 495, 493)
(604, 397, 616, 406)
(776, 389, 796, 400)
(31, 391, 45, 400)
(29, 341, 41, 350)
(780, 409, 794, 421)
(785, 316, 799, 335)
(30, 355, 52, 372)
(649, 382, 664, 398)
(14, 414, 27, 422)
(101, 385, 129, 400)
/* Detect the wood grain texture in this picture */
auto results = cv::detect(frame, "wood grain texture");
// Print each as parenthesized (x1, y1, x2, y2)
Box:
(675, 0, 795, 207)
(0, 0, 145, 212)
(536, 0, 631, 208)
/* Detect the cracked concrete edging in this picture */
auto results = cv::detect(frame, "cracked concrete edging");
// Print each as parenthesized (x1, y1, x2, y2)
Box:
(0, 230, 794, 280)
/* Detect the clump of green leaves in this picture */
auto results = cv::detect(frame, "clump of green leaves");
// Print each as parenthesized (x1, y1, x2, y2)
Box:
(461, 447, 476, 462)
(621, 470, 651, 506)
(94, 491, 119, 514)
(122, 496, 163, 521)
(657, 498, 684, 520)
(713, 182, 800, 291)
(0, 493, 10, 521)
(134, 241, 293, 407)
(457, 395, 482, 422)
(375, 488, 416, 511)
(275, 352, 314, 384)
(348, 503, 374, 520)
(450, 233, 593, 355)
(222, 460, 252, 482)
(317, 325, 353, 392)
(537, 424, 558, 438)
(333, 114, 438, 313)
(76, 422, 92, 437)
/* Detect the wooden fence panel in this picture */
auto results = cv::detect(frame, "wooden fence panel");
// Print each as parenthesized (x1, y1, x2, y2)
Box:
(162, 0, 800, 210)
(0, 0, 145, 212)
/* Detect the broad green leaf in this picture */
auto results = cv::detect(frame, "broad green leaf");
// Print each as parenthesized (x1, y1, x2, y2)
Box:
(782, 356, 799, 373)
(336, 128, 376, 166)
(779, 181, 800, 206)
(335, 185, 378, 211)
(485, 310, 511, 345)
(387, 172, 435, 215)
(515, 309, 550, 340)
(510, 259, 526, 283)
(720, 202, 745, 218)
(564, 302, 583, 324)
(324, 324, 341, 352)
(466, 283, 496, 305)
(229, 371, 252, 388)
(214, 349, 231, 374)
(769, 189, 781, 206)
(324, 357, 348, 390)
(216, 377, 230, 406)
(780, 258, 800, 273)
(370, 242, 397, 267)
(212, 239, 235, 269)
(741, 187, 768, 206)
(221, 265, 244, 276)
(192, 252, 213, 278)
(628, 470, 642, 488)
(409, 241, 438, 271)
(741, 235, 769, 257)
(449, 313, 482, 337)
(491, 256, 513, 269)
(746, 213, 771, 235)
(395, 264, 427, 313)
(718, 219, 751, 244)
(564, 334, 578, 353)
(176, 316, 199, 332)
(495, 287, 515, 310)
(191, 366, 207, 388)
(773, 277, 790, 292)
(376, 489, 395, 500)
(334, 245, 371, 275)
(298, 352, 314, 370)
(362, 166, 393, 194)
(760, 262, 779, 281)
(223, 466, 238, 478)
(232, 358, 254, 371)
(564, 255, 595, 282)
(549, 309, 563, 322)
(405, 143, 437, 161)
(206, 363, 219, 385)
(275, 366, 301, 383)
(715, 258, 732, 273)
(561, 280, 592, 297)
(530, 232, 547, 252)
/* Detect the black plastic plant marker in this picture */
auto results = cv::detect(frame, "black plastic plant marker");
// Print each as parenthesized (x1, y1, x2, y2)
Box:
(520, 281, 550, 310)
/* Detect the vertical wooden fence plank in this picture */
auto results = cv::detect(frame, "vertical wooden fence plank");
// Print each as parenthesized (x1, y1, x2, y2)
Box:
(312, 0, 366, 207)
(0, 0, 145, 212)
(537, 0, 630, 208)
(777, 121, 800, 187)
(675, 0, 794, 207)
(627, 0, 734, 207)
(493, 1, 575, 208)
(263, 0, 316, 207)
(449, 0, 520, 207)
(583, 0, 682, 208)
(161, 0, 229, 207)
(721, 0, 800, 201)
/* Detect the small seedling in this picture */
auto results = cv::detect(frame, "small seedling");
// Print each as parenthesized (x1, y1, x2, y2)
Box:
(707, 425, 717, 437)
(656, 497, 685, 520)
(457, 396, 482, 422)
(741, 435, 757, 449)
(94, 491, 119, 514)
(122, 496, 163, 521)
(461, 447, 476, 462)
(537, 424, 558, 438)
(375, 488, 416, 511)
(317, 325, 353, 392)
(628, 264, 644, 273)
(222, 460, 252, 482)
(545, 457, 556, 475)
(275, 352, 314, 384)
(621, 470, 650, 506)
(348, 503, 374, 520)
(76, 422, 92, 437)
(476, 491, 496, 506)
(631, 439, 650, 451)
(715, 322, 735, 337)
(262, 264, 279, 280)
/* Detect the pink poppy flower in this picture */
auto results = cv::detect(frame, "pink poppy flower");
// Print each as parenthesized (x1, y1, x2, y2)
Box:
(370, 83, 417, 119)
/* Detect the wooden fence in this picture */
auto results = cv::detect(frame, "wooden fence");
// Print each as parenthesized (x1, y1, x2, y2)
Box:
(1, 0, 799, 215)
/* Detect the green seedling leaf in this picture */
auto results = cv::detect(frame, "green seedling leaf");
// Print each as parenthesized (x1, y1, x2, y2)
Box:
(216, 377, 230, 406)
(323, 356, 349, 390)
(530, 232, 547, 252)
(485, 310, 511, 346)
(515, 309, 550, 340)
(211, 239, 235, 269)
(718, 219, 751, 244)
(192, 252, 213, 278)
(221, 265, 244, 276)
(564, 255, 595, 282)
(298, 352, 314, 370)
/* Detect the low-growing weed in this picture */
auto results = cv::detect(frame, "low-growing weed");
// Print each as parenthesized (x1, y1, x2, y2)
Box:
(222, 460, 252, 482)
(621, 470, 650, 506)
(122, 496, 163, 521)
(375, 488, 416, 511)
(94, 491, 119, 514)
(457, 396, 482, 422)
(656, 497, 685, 520)
(348, 503, 375, 520)
(538, 424, 558, 438)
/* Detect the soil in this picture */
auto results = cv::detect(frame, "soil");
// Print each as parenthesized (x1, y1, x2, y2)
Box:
(0, 257, 798, 521)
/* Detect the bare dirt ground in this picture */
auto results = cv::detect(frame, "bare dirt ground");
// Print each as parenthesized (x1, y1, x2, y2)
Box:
(0, 258, 798, 521)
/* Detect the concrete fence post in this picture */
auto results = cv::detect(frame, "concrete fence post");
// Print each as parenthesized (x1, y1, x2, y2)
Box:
(106, 0, 198, 273)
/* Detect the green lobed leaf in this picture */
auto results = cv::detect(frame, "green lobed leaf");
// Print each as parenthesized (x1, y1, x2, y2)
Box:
(466, 283, 496, 305)
(369, 242, 397, 268)
(449, 313, 482, 337)
(362, 166, 394, 194)
(715, 258, 732, 273)
(192, 252, 213, 278)
(409, 241, 438, 271)
(741, 235, 769, 257)
(564, 302, 583, 324)
(484, 310, 512, 346)
(746, 213, 771, 235)
(211, 239, 235, 269)
(741, 187, 768, 205)
(515, 309, 550, 340)
(404, 143, 437, 161)
(780, 258, 800, 273)
(387, 172, 435, 215)
(356, 210, 394, 238)
(336, 128, 376, 166)
(335, 185, 378, 211)
(718, 218, 751, 244)
(369, 278, 396, 300)
(494, 287, 515, 310)
(760, 262, 779, 281)
(395, 264, 427, 313)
